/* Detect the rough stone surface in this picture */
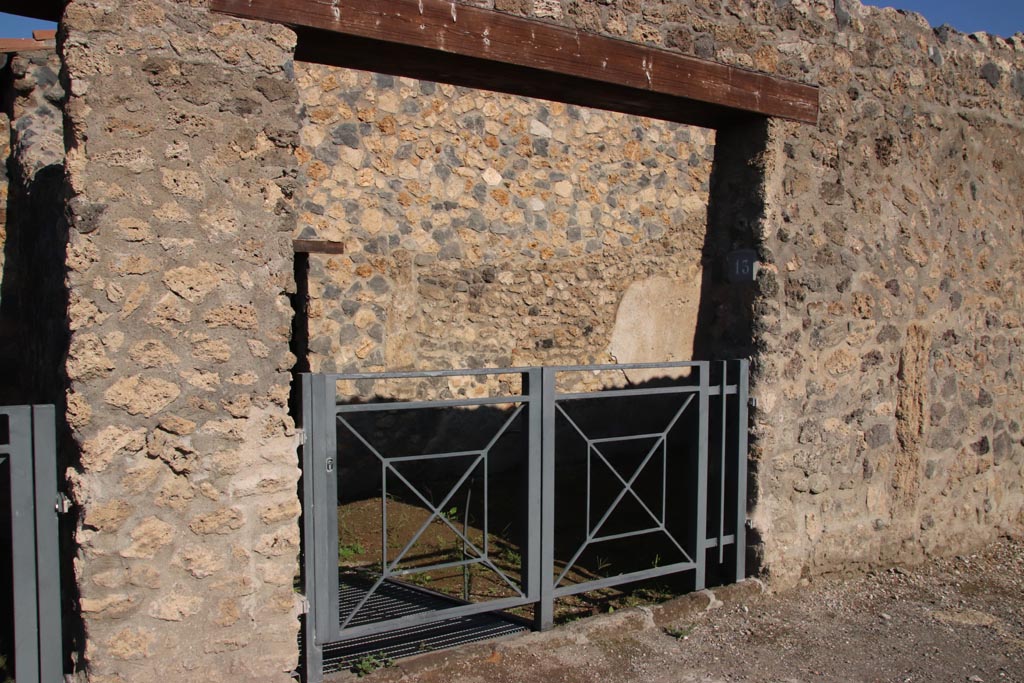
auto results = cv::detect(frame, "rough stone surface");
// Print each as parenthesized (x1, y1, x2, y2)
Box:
(2, 1, 1024, 681)
(295, 64, 715, 378)
(294, 0, 1024, 591)
(56, 1, 303, 681)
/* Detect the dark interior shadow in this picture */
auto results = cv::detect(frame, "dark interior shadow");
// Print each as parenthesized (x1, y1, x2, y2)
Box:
(0, 52, 80, 677)
(323, 362, 746, 626)
(692, 118, 771, 579)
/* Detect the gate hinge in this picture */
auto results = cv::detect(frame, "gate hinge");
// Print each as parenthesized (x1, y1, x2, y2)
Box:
(296, 428, 306, 445)
(326, 457, 334, 473)
(56, 493, 73, 515)
(749, 397, 758, 409)
(300, 596, 310, 615)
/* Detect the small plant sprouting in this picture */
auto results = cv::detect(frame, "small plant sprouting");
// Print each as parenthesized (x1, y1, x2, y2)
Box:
(664, 624, 694, 640)
(596, 555, 612, 573)
(338, 541, 366, 562)
(352, 653, 393, 677)
(407, 571, 433, 587)
(498, 543, 522, 567)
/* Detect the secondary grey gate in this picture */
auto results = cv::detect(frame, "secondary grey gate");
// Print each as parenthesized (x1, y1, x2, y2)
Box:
(300, 361, 748, 680)
(1, 405, 63, 683)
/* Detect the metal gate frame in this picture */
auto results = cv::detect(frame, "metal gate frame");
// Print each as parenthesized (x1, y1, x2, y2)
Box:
(300, 361, 748, 680)
(1, 405, 63, 683)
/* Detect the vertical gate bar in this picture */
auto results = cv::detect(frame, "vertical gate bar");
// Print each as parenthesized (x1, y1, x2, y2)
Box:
(32, 406, 62, 683)
(8, 406, 40, 683)
(381, 460, 389, 575)
(525, 369, 542, 602)
(694, 363, 710, 591)
(536, 368, 556, 630)
(586, 443, 591, 535)
(719, 362, 727, 564)
(735, 360, 750, 582)
(323, 375, 341, 641)
(462, 486, 472, 601)
(300, 375, 324, 683)
(661, 439, 667, 527)
(309, 374, 338, 643)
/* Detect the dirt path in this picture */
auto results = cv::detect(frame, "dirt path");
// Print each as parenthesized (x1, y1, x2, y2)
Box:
(333, 537, 1024, 683)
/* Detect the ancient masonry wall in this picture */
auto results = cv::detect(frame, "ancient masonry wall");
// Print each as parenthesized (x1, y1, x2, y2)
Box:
(295, 65, 719, 378)
(298, 0, 1024, 587)
(59, 1, 302, 681)
(26, 0, 1024, 681)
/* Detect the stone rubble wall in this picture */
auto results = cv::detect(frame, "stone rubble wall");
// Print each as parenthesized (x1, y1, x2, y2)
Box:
(295, 65, 719, 391)
(59, 1, 302, 681)
(409, 0, 1024, 584)
(22, 0, 1024, 680)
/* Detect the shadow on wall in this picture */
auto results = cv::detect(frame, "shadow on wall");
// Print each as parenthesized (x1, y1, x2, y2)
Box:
(692, 118, 771, 575)
(0, 52, 82, 678)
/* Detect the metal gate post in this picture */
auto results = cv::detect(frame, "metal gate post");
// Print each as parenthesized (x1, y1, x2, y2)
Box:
(523, 369, 543, 609)
(536, 367, 556, 630)
(735, 360, 750, 582)
(8, 406, 39, 683)
(300, 375, 324, 683)
(4, 405, 62, 683)
(32, 406, 62, 683)
(694, 363, 710, 591)
(318, 374, 340, 644)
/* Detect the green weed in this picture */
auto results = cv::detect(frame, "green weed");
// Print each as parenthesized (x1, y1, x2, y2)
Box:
(352, 653, 393, 677)
(663, 624, 694, 640)
(338, 541, 366, 562)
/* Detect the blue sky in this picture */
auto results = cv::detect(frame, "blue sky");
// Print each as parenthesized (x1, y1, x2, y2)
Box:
(1, 1, 1023, 39)
(866, 0, 1024, 36)
(0, 13, 55, 39)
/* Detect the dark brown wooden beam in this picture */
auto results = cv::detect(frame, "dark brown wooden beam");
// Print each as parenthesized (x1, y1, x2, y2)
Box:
(293, 239, 346, 255)
(210, 0, 818, 127)
(3, 1, 62, 23)
(0, 38, 54, 53)
(295, 29, 754, 129)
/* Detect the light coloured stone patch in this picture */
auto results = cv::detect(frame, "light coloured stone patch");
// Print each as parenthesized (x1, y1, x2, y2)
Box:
(609, 274, 702, 383)
(104, 375, 181, 417)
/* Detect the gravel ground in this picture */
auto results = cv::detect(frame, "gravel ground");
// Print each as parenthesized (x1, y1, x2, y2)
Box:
(333, 536, 1024, 683)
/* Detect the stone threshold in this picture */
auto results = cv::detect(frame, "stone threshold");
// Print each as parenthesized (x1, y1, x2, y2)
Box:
(325, 579, 766, 681)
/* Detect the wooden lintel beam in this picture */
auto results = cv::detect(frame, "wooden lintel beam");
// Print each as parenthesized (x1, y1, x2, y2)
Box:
(0, 38, 55, 53)
(294, 29, 751, 129)
(3, 1, 62, 23)
(293, 239, 346, 255)
(210, 0, 819, 127)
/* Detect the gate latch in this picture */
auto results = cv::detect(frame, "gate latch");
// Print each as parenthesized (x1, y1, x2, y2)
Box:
(56, 492, 73, 515)
(326, 457, 334, 473)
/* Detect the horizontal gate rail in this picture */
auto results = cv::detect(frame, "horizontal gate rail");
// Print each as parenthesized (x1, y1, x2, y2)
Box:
(301, 360, 749, 680)
(1, 405, 62, 683)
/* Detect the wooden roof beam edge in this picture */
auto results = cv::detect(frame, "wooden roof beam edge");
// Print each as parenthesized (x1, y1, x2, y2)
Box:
(0, 38, 57, 54)
(210, 0, 819, 126)
(3, 1, 62, 23)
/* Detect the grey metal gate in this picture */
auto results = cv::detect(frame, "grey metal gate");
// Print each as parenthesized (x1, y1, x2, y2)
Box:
(1, 405, 63, 683)
(300, 361, 748, 679)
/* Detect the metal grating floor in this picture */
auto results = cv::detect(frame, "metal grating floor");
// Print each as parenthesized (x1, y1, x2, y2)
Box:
(315, 577, 529, 674)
